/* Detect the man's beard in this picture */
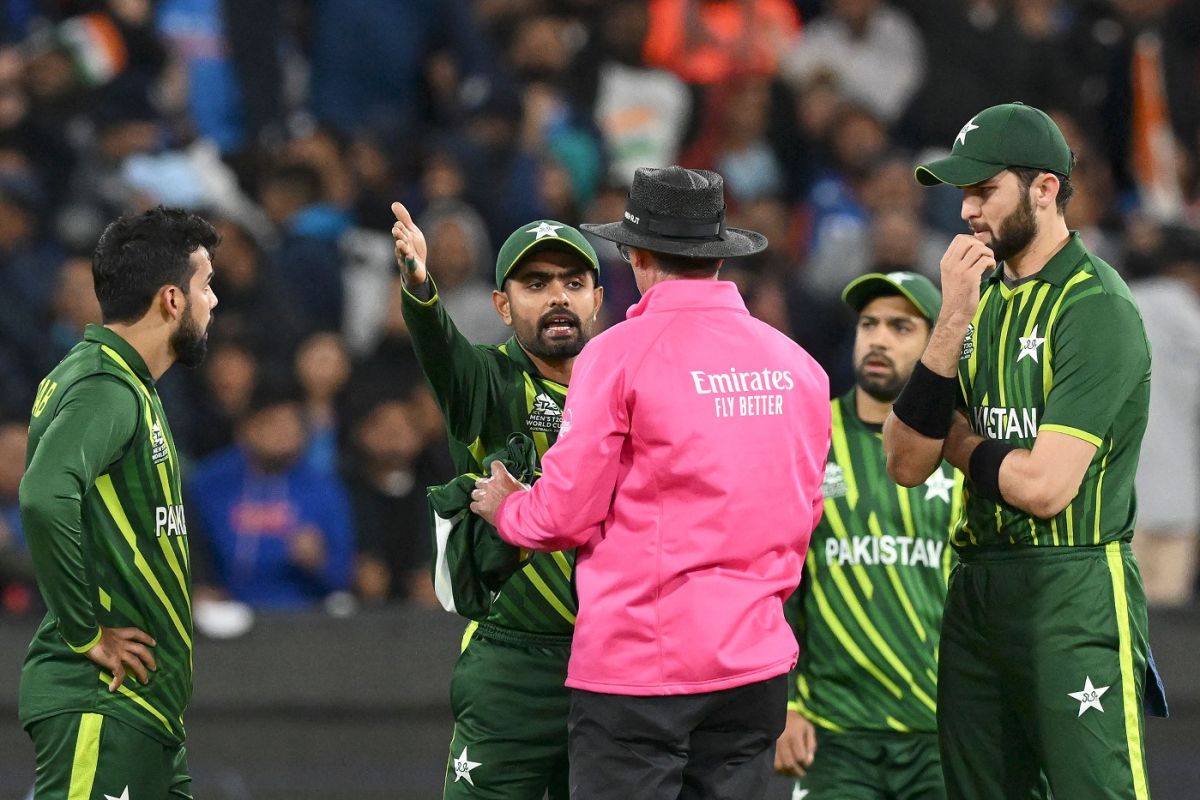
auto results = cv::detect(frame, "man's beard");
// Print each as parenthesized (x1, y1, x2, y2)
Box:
(170, 299, 209, 368)
(985, 193, 1038, 264)
(516, 308, 591, 360)
(855, 352, 908, 403)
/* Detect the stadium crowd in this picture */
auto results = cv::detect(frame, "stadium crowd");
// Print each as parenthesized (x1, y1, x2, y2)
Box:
(1, 0, 1199, 619)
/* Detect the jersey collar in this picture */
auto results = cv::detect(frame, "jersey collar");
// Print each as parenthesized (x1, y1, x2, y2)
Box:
(625, 279, 749, 320)
(987, 231, 1087, 287)
(84, 324, 154, 385)
(500, 336, 568, 392)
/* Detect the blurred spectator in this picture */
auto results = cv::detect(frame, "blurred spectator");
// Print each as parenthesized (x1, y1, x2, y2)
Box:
(352, 277, 424, 388)
(592, 0, 692, 186)
(418, 199, 510, 344)
(207, 217, 304, 358)
(0, 415, 36, 616)
(0, 163, 59, 312)
(260, 159, 351, 331)
(156, 0, 245, 154)
(342, 384, 436, 606)
(188, 334, 258, 459)
(189, 378, 354, 609)
(294, 330, 351, 477)
(1129, 223, 1200, 609)
(44, 255, 102, 358)
(308, 0, 497, 136)
(644, 0, 802, 86)
(783, 0, 925, 125)
(683, 76, 785, 202)
(802, 103, 889, 298)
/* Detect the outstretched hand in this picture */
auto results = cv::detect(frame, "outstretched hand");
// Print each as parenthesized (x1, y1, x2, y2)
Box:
(86, 625, 157, 692)
(391, 201, 429, 286)
(470, 461, 529, 526)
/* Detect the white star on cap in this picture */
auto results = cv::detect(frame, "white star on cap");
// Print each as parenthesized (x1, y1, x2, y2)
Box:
(956, 117, 980, 146)
(104, 787, 130, 800)
(1068, 676, 1110, 717)
(887, 272, 913, 283)
(526, 222, 563, 239)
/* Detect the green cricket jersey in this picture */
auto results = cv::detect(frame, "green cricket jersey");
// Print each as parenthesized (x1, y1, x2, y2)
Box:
(403, 281, 576, 636)
(787, 391, 962, 733)
(20, 325, 192, 745)
(956, 232, 1151, 548)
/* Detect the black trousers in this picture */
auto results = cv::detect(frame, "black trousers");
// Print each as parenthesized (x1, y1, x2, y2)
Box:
(567, 674, 788, 800)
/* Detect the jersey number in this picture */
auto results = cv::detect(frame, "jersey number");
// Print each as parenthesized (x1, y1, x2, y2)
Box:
(32, 379, 58, 418)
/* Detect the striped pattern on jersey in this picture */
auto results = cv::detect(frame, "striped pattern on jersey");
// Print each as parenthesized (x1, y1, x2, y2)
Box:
(792, 392, 961, 733)
(956, 235, 1150, 548)
(22, 330, 192, 745)
(481, 348, 576, 635)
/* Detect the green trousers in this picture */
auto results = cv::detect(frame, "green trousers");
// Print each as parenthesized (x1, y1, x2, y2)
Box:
(28, 711, 190, 800)
(444, 621, 572, 800)
(938, 542, 1150, 800)
(793, 729, 945, 799)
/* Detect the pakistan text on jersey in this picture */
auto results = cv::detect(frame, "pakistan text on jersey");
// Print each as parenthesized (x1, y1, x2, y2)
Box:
(155, 504, 188, 538)
(971, 406, 1039, 440)
(825, 535, 945, 569)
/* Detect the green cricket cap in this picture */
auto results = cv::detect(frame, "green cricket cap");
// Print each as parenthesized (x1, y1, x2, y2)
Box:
(842, 271, 942, 322)
(915, 102, 1072, 188)
(495, 220, 599, 289)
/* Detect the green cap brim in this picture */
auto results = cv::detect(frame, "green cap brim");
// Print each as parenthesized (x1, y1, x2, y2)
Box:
(842, 273, 940, 321)
(914, 155, 1006, 187)
(496, 239, 599, 289)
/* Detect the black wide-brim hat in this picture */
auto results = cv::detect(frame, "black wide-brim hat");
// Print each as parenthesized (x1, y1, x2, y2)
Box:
(581, 166, 767, 259)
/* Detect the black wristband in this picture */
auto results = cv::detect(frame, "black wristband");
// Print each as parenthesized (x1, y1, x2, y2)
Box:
(969, 438, 1018, 504)
(892, 361, 958, 439)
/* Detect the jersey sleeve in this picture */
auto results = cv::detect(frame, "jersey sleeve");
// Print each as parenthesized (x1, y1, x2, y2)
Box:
(400, 277, 495, 440)
(1040, 294, 1150, 447)
(783, 581, 807, 710)
(19, 376, 140, 651)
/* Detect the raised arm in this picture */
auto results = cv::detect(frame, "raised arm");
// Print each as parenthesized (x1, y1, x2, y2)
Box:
(392, 201, 494, 438)
(884, 235, 995, 485)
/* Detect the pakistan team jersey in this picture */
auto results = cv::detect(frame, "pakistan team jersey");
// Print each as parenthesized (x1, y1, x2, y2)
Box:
(403, 282, 576, 636)
(20, 325, 192, 745)
(787, 392, 962, 733)
(957, 232, 1151, 548)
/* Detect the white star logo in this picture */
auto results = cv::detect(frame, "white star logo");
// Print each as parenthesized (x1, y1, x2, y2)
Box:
(886, 271, 913, 283)
(793, 788, 810, 800)
(1017, 325, 1046, 363)
(104, 788, 130, 800)
(923, 469, 955, 503)
(956, 117, 980, 146)
(1068, 676, 1110, 717)
(453, 747, 482, 785)
(526, 222, 563, 239)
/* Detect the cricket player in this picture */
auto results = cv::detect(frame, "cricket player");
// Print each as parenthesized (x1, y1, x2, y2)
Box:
(20, 207, 219, 799)
(776, 271, 962, 799)
(883, 102, 1163, 799)
(390, 202, 603, 799)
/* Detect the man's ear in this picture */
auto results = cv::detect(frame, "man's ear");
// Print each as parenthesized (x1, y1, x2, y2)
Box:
(493, 289, 513, 326)
(592, 285, 604, 319)
(1035, 173, 1061, 212)
(160, 285, 186, 322)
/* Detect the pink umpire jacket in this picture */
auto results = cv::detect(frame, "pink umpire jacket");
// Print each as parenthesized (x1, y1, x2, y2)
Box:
(495, 279, 831, 696)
